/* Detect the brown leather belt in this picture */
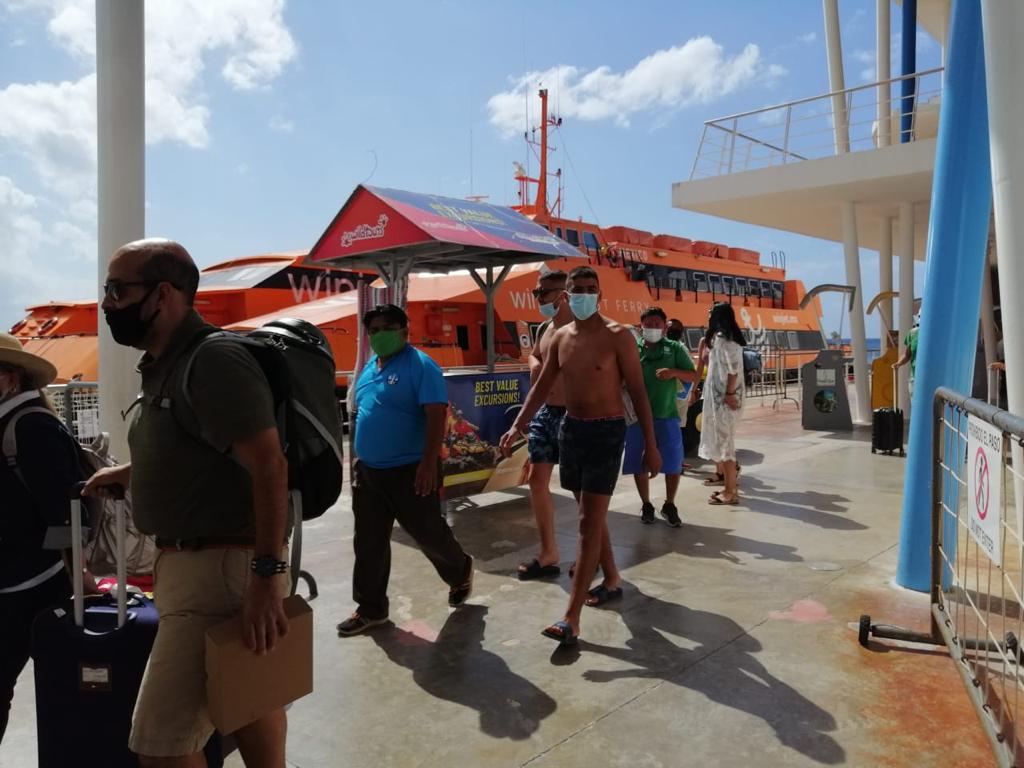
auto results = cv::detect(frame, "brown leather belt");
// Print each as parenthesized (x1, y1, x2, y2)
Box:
(155, 536, 256, 552)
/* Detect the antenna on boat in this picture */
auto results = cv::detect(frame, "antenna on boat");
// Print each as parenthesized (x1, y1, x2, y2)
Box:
(512, 88, 563, 220)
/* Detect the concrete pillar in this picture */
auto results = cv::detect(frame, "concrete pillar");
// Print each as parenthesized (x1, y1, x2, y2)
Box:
(981, 0, 1024, 534)
(877, 0, 891, 148)
(96, 0, 145, 462)
(898, 202, 914, 413)
(841, 203, 871, 423)
(823, 0, 851, 153)
(879, 217, 894, 348)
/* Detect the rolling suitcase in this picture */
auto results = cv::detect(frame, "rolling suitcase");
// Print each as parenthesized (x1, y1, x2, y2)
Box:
(30, 483, 222, 767)
(871, 371, 905, 456)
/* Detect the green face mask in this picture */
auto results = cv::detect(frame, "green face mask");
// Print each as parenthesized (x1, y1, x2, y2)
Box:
(370, 329, 405, 358)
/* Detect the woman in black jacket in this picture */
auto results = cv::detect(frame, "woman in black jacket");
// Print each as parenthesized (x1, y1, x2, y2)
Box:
(0, 333, 83, 742)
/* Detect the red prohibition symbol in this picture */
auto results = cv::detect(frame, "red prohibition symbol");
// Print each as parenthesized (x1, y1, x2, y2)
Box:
(975, 447, 990, 521)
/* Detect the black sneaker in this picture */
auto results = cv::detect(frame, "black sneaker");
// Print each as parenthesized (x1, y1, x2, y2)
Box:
(337, 612, 389, 636)
(448, 555, 474, 607)
(641, 502, 656, 524)
(660, 502, 682, 528)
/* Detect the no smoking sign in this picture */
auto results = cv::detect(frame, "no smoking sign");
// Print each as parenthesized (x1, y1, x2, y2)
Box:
(967, 417, 1003, 566)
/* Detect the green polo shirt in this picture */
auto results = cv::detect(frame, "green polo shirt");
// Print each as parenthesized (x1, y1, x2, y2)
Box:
(128, 310, 278, 539)
(638, 337, 695, 420)
(906, 326, 919, 378)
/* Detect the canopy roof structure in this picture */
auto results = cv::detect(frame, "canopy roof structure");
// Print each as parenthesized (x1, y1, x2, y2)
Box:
(305, 185, 586, 371)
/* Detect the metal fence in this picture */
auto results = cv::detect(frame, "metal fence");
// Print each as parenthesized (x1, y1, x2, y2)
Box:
(46, 382, 102, 446)
(689, 68, 943, 180)
(860, 387, 1024, 766)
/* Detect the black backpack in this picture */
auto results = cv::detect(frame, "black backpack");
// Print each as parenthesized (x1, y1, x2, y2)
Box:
(181, 318, 344, 521)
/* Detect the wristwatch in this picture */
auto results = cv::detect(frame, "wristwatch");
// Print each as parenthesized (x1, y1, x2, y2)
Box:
(250, 555, 288, 578)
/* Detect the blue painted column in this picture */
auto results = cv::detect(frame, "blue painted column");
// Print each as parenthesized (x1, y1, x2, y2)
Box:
(896, 0, 993, 590)
(900, 0, 917, 142)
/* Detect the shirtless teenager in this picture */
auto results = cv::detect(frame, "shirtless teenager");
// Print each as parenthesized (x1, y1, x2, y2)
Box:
(499, 266, 661, 644)
(517, 270, 572, 581)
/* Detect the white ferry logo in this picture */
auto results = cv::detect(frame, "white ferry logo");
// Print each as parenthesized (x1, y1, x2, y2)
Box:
(341, 214, 389, 248)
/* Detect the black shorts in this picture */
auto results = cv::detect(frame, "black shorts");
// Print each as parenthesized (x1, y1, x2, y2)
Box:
(528, 404, 567, 465)
(558, 415, 627, 496)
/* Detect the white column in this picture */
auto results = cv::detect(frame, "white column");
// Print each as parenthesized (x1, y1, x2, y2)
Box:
(877, 0, 892, 148)
(824, 0, 851, 153)
(96, 1, 144, 462)
(982, 0, 1024, 530)
(841, 203, 871, 423)
(898, 201, 915, 414)
(879, 216, 894, 348)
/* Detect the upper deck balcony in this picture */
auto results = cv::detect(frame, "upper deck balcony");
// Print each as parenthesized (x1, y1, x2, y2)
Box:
(673, 68, 943, 259)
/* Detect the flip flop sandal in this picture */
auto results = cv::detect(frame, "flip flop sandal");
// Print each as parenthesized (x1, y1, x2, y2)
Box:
(517, 559, 561, 581)
(585, 584, 624, 607)
(541, 619, 579, 645)
(709, 493, 739, 506)
(703, 473, 725, 486)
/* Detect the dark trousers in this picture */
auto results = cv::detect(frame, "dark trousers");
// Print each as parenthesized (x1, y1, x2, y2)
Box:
(0, 569, 70, 743)
(352, 460, 469, 619)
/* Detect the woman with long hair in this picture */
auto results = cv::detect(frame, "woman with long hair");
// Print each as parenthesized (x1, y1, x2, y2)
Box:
(697, 303, 745, 505)
(0, 334, 85, 742)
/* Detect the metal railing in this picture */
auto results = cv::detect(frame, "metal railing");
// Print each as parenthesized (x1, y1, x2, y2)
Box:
(689, 68, 944, 180)
(46, 382, 101, 446)
(859, 388, 1024, 766)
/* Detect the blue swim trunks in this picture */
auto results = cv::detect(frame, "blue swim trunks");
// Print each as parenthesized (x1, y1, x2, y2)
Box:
(528, 404, 566, 464)
(622, 418, 683, 476)
(558, 415, 627, 496)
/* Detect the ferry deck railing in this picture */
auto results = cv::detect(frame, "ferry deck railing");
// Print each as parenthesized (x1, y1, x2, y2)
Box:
(858, 388, 1024, 767)
(689, 68, 944, 180)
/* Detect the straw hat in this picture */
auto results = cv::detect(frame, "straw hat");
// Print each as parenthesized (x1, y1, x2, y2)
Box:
(0, 332, 58, 389)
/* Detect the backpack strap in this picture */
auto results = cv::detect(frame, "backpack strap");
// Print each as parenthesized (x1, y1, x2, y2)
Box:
(291, 400, 343, 465)
(2, 406, 63, 490)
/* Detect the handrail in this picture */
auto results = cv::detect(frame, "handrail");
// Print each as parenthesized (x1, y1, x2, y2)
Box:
(701, 67, 944, 127)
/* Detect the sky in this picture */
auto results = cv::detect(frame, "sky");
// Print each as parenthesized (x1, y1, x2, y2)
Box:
(0, 0, 940, 337)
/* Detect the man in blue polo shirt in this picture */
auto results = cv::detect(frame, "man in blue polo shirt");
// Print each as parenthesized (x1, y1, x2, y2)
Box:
(338, 304, 474, 636)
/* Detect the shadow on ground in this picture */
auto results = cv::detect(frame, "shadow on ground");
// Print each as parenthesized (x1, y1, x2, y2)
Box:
(370, 604, 557, 740)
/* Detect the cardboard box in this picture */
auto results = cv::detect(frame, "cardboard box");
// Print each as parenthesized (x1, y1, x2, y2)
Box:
(205, 595, 313, 734)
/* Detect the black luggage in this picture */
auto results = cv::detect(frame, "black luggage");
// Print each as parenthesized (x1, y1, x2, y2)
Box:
(871, 371, 905, 456)
(30, 484, 222, 767)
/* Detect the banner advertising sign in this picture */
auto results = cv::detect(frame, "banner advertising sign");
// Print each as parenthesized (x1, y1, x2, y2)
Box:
(967, 416, 1004, 566)
(442, 370, 532, 499)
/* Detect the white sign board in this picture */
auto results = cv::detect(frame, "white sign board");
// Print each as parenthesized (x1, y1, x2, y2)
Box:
(967, 417, 1003, 567)
(75, 408, 100, 441)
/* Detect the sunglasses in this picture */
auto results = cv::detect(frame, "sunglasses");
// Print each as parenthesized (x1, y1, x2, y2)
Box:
(531, 286, 561, 299)
(101, 281, 154, 302)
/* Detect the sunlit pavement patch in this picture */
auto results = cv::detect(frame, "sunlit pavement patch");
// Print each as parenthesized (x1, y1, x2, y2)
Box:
(769, 599, 831, 623)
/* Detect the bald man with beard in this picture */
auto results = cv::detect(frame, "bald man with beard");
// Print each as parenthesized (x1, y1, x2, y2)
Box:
(85, 239, 290, 768)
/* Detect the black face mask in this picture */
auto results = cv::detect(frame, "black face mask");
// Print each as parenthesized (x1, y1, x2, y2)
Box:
(104, 286, 159, 348)
(666, 328, 683, 342)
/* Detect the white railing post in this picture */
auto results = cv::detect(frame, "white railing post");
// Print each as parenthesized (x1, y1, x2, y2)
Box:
(782, 105, 792, 164)
(690, 123, 708, 180)
(727, 117, 738, 173)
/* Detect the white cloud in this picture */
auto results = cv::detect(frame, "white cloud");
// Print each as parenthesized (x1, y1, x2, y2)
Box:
(487, 37, 783, 137)
(0, 0, 297, 328)
(269, 114, 294, 133)
(799, 32, 817, 44)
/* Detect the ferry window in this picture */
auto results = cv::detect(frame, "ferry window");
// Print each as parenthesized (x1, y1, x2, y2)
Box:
(722, 276, 735, 295)
(565, 229, 580, 247)
(709, 275, 723, 294)
(735, 278, 747, 295)
(556, 227, 563, 240)
(686, 329, 703, 349)
(747, 280, 760, 297)
(583, 231, 600, 251)
(775, 331, 789, 349)
(798, 330, 826, 350)
(772, 281, 784, 299)
(787, 331, 799, 349)
(693, 272, 708, 292)
(760, 280, 772, 297)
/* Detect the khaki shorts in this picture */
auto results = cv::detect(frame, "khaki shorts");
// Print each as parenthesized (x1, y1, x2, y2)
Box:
(129, 548, 289, 757)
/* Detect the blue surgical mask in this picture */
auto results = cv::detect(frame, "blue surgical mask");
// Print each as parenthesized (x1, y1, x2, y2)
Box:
(539, 302, 558, 318)
(569, 293, 599, 321)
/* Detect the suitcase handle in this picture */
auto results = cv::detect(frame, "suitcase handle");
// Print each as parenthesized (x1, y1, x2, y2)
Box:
(71, 481, 128, 629)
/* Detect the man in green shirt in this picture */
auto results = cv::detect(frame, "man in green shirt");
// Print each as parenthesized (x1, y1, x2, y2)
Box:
(893, 316, 920, 392)
(622, 307, 699, 527)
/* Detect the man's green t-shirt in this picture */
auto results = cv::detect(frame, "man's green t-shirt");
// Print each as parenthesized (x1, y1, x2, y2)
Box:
(638, 337, 696, 420)
(906, 326, 919, 378)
